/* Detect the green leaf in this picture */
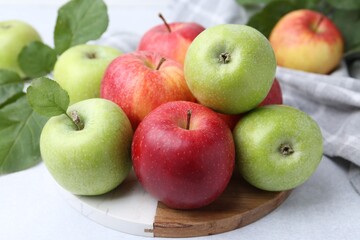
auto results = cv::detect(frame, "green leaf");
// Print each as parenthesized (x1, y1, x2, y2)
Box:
(18, 41, 58, 78)
(247, 0, 299, 38)
(54, 0, 109, 54)
(0, 94, 48, 174)
(330, 9, 360, 54)
(246, 0, 330, 38)
(26, 77, 69, 117)
(344, 44, 360, 62)
(325, 0, 360, 10)
(236, 0, 274, 5)
(0, 70, 24, 108)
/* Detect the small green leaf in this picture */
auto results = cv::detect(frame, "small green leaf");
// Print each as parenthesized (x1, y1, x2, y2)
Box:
(0, 94, 48, 174)
(247, 0, 299, 38)
(0, 70, 24, 108)
(54, 0, 109, 54)
(26, 77, 69, 117)
(325, 0, 360, 10)
(18, 41, 58, 78)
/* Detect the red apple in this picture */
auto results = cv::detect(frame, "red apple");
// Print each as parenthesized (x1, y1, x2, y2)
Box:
(138, 14, 205, 65)
(100, 51, 196, 130)
(219, 78, 283, 130)
(216, 112, 243, 131)
(132, 101, 235, 209)
(269, 9, 344, 74)
(259, 78, 282, 106)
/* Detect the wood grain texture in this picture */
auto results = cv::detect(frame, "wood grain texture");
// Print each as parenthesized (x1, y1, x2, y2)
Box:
(153, 173, 291, 238)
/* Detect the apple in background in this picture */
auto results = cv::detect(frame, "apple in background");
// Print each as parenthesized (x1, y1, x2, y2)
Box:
(138, 13, 205, 65)
(0, 20, 42, 78)
(101, 51, 196, 130)
(233, 104, 323, 191)
(53, 44, 121, 105)
(40, 98, 133, 196)
(184, 24, 276, 115)
(269, 9, 344, 74)
(132, 101, 235, 209)
(216, 78, 283, 130)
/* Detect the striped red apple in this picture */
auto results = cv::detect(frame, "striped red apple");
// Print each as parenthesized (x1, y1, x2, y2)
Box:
(100, 51, 195, 130)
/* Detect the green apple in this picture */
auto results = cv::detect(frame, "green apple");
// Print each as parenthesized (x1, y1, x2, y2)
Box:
(184, 24, 276, 114)
(40, 98, 133, 195)
(53, 44, 121, 105)
(0, 20, 41, 78)
(233, 105, 323, 191)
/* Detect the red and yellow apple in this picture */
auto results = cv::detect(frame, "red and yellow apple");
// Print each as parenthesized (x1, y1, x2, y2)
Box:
(138, 14, 205, 65)
(269, 9, 344, 74)
(100, 51, 196, 130)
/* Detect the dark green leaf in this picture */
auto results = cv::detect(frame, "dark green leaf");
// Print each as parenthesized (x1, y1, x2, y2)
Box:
(297, 0, 324, 10)
(236, 0, 274, 5)
(18, 41, 57, 78)
(330, 9, 360, 54)
(0, 94, 48, 174)
(54, 0, 109, 54)
(325, 0, 360, 10)
(344, 44, 360, 63)
(0, 70, 24, 107)
(247, 0, 299, 38)
(26, 77, 69, 117)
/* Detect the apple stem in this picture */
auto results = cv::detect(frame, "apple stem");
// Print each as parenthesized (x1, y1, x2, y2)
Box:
(0, 24, 11, 29)
(219, 52, 231, 64)
(186, 109, 192, 130)
(67, 110, 84, 131)
(280, 143, 294, 156)
(86, 52, 97, 59)
(156, 57, 166, 70)
(312, 15, 325, 33)
(158, 13, 171, 32)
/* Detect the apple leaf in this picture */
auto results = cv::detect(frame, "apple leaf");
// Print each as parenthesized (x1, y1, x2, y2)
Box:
(236, 0, 274, 4)
(0, 94, 48, 174)
(344, 45, 360, 63)
(330, 9, 360, 55)
(247, 1, 299, 38)
(325, 0, 360, 10)
(18, 41, 58, 78)
(26, 77, 69, 117)
(0, 70, 24, 108)
(54, 0, 109, 55)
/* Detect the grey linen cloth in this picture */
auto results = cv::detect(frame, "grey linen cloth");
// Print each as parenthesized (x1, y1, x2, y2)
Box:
(97, 0, 360, 194)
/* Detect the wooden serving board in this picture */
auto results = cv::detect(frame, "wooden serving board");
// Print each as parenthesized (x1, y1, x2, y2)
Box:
(56, 170, 291, 238)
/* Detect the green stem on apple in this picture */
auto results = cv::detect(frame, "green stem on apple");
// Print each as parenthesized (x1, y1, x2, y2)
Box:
(279, 143, 294, 156)
(219, 52, 231, 64)
(158, 13, 171, 32)
(66, 110, 84, 131)
(186, 109, 192, 130)
(156, 57, 166, 70)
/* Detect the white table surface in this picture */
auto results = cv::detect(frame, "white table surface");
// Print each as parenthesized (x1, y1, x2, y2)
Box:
(1, 2, 360, 240)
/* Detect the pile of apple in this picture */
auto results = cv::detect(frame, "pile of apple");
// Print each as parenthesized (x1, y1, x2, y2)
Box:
(39, 15, 324, 210)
